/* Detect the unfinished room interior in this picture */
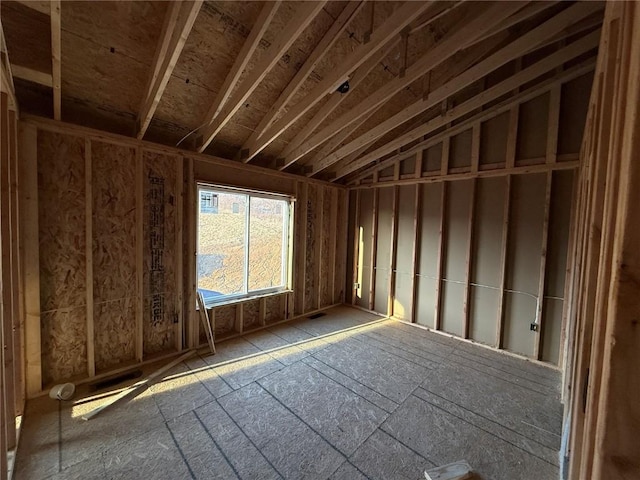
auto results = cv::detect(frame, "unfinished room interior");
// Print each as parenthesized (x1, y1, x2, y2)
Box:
(0, 0, 639, 479)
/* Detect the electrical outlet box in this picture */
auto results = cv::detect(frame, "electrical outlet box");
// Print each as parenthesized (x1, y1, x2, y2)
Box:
(530, 323, 538, 332)
(353, 282, 360, 289)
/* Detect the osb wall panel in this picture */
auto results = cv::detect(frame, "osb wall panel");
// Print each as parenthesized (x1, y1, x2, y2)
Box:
(243, 299, 260, 331)
(94, 299, 136, 371)
(214, 305, 236, 336)
(38, 131, 86, 312)
(265, 294, 285, 325)
(373, 187, 393, 315)
(41, 308, 86, 386)
(441, 180, 473, 337)
(503, 174, 546, 358)
(414, 183, 443, 328)
(304, 183, 319, 312)
(92, 141, 137, 371)
(393, 185, 416, 321)
(143, 151, 178, 355)
(37, 131, 87, 383)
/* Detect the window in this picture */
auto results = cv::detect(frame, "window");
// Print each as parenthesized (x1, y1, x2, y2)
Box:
(197, 184, 291, 305)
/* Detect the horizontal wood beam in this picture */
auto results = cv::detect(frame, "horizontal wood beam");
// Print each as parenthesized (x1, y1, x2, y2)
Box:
(328, 2, 602, 176)
(334, 29, 600, 180)
(14, 1, 50, 15)
(350, 159, 579, 190)
(197, 1, 327, 152)
(240, 1, 364, 161)
(10, 64, 52, 87)
(136, 0, 203, 139)
(241, 1, 437, 163)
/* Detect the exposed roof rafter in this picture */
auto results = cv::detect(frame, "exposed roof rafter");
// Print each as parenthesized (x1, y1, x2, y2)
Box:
(136, 0, 203, 139)
(201, 1, 280, 132)
(239, 0, 438, 163)
(333, 29, 600, 180)
(318, 1, 603, 176)
(293, 1, 525, 174)
(10, 64, 52, 87)
(197, 1, 328, 153)
(239, 1, 364, 161)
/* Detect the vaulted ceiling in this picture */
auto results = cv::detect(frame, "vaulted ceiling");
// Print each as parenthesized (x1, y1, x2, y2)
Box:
(0, 1, 603, 183)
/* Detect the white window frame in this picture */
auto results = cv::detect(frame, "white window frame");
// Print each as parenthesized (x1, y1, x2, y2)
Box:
(196, 183, 293, 306)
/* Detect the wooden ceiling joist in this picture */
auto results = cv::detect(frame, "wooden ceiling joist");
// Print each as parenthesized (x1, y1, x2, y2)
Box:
(308, 30, 509, 177)
(239, 1, 364, 160)
(10, 65, 52, 87)
(50, 0, 61, 120)
(200, 1, 280, 133)
(136, 0, 203, 139)
(277, 38, 400, 171)
(13, 0, 50, 15)
(333, 30, 600, 180)
(239, 0, 438, 163)
(197, 1, 327, 153)
(284, 1, 525, 172)
(319, 2, 602, 176)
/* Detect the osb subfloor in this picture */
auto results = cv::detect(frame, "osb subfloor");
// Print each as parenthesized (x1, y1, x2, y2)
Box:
(15, 306, 563, 480)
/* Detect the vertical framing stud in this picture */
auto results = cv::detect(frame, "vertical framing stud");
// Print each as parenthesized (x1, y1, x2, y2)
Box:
(186, 157, 197, 348)
(505, 105, 519, 169)
(433, 182, 447, 330)
(368, 186, 379, 311)
(471, 123, 481, 173)
(534, 172, 553, 359)
(85, 139, 95, 376)
(440, 137, 450, 176)
(463, 178, 477, 339)
(546, 85, 562, 164)
(351, 190, 361, 305)
(496, 175, 512, 348)
(18, 123, 41, 397)
(175, 157, 184, 351)
(410, 183, 422, 323)
(387, 185, 399, 317)
(135, 148, 144, 362)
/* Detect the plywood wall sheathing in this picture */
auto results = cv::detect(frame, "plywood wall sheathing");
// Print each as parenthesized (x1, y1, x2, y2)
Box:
(37, 130, 87, 383)
(92, 141, 136, 372)
(143, 151, 179, 356)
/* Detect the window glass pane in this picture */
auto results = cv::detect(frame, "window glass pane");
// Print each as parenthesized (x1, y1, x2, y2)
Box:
(248, 197, 286, 291)
(198, 189, 247, 301)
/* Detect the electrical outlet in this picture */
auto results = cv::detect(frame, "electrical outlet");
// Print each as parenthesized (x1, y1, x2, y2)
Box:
(354, 282, 360, 289)
(530, 323, 538, 332)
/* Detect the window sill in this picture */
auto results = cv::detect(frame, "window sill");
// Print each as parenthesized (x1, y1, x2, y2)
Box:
(200, 289, 292, 309)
